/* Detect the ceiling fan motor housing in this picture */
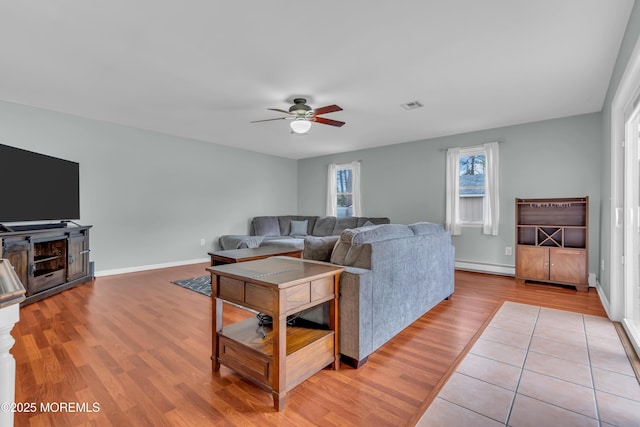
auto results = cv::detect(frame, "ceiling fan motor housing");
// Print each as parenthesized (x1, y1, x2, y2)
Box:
(289, 98, 312, 115)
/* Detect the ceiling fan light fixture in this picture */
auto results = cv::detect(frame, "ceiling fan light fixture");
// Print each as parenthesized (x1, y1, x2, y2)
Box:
(290, 119, 312, 134)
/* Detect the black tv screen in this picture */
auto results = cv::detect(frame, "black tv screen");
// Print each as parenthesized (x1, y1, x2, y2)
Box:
(0, 143, 80, 223)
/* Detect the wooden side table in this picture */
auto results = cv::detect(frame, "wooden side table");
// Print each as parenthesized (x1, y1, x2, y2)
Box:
(207, 257, 343, 411)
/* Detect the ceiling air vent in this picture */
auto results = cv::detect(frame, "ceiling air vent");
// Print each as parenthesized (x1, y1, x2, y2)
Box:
(400, 100, 424, 110)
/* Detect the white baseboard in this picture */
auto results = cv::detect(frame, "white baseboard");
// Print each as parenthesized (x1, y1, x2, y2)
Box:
(595, 280, 614, 320)
(455, 260, 515, 276)
(95, 258, 209, 277)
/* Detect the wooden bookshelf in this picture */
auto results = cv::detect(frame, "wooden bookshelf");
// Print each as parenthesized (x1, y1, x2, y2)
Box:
(515, 197, 588, 292)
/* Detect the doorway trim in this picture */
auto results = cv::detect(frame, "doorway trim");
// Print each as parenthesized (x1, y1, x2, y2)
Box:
(611, 32, 640, 341)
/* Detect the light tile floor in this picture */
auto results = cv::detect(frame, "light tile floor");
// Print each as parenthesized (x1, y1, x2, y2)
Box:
(417, 301, 640, 427)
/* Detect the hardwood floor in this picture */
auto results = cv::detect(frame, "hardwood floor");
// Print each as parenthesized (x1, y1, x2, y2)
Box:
(10, 264, 607, 426)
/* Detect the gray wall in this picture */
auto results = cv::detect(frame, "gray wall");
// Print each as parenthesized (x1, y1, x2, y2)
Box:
(298, 113, 602, 273)
(0, 99, 611, 280)
(0, 101, 297, 273)
(600, 1, 640, 303)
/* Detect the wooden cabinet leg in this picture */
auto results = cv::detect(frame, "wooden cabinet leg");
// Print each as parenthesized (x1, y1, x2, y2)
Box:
(273, 391, 286, 411)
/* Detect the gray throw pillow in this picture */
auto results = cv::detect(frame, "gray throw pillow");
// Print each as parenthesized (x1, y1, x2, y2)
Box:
(362, 220, 375, 227)
(289, 220, 308, 236)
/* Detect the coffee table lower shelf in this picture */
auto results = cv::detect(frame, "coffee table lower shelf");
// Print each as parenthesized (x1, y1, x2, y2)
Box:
(217, 317, 335, 393)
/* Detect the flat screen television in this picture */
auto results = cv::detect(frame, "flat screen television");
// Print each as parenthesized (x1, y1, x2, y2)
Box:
(0, 143, 80, 224)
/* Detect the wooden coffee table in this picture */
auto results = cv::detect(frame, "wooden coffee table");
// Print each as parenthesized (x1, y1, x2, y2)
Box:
(207, 256, 343, 411)
(208, 246, 303, 266)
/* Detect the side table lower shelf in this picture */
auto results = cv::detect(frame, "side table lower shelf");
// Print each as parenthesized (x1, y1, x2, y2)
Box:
(217, 317, 335, 392)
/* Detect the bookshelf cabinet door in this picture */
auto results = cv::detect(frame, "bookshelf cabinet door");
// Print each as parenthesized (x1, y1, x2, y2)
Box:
(516, 246, 549, 281)
(550, 249, 587, 285)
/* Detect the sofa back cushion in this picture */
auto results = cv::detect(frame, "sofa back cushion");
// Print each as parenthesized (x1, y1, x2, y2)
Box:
(297, 215, 318, 235)
(251, 215, 391, 237)
(409, 222, 444, 235)
(252, 216, 281, 236)
(333, 217, 359, 235)
(331, 224, 412, 268)
(276, 215, 299, 236)
(358, 217, 391, 227)
(339, 223, 414, 246)
(312, 216, 337, 236)
(330, 222, 444, 268)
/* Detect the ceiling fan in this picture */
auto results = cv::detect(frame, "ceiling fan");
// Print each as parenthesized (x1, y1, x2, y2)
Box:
(251, 98, 345, 134)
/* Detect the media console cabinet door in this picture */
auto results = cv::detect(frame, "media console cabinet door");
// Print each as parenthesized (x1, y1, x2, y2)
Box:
(2, 240, 29, 291)
(67, 233, 90, 281)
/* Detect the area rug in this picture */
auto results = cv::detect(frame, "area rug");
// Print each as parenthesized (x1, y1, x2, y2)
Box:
(170, 275, 211, 297)
(416, 301, 640, 426)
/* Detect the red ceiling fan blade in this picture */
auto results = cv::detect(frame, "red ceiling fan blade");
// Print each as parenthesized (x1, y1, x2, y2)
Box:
(268, 108, 292, 114)
(312, 104, 343, 115)
(314, 117, 345, 127)
(250, 117, 288, 123)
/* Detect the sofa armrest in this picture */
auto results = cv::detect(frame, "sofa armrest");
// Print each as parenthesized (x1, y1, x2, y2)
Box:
(339, 267, 374, 363)
(295, 266, 373, 364)
(218, 235, 264, 250)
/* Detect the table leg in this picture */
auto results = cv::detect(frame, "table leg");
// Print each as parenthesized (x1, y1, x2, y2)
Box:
(211, 274, 222, 372)
(330, 273, 341, 370)
(272, 300, 287, 411)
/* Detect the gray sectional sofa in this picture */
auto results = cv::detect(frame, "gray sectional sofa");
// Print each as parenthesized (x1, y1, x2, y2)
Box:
(301, 221, 455, 367)
(219, 215, 391, 261)
(219, 216, 455, 368)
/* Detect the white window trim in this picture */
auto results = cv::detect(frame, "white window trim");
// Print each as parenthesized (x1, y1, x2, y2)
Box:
(326, 161, 361, 217)
(445, 142, 500, 236)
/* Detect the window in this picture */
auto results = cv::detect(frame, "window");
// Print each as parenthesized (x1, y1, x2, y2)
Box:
(445, 142, 500, 235)
(327, 161, 361, 217)
(459, 151, 486, 224)
(336, 168, 354, 217)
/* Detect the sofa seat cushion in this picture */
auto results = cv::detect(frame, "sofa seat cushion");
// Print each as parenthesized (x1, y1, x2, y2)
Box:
(260, 236, 305, 250)
(219, 235, 265, 250)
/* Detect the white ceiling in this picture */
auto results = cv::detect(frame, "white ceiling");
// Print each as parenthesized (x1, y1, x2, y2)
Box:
(0, 1, 634, 159)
